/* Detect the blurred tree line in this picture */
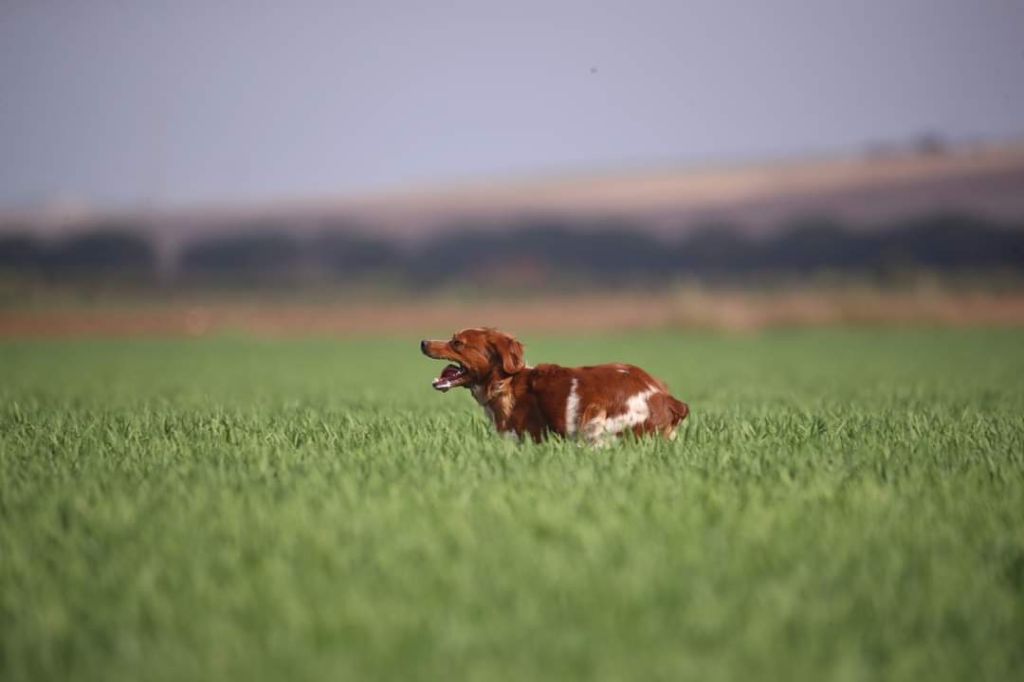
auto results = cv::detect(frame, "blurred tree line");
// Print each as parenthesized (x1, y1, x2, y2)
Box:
(2, 213, 1024, 288)
(0, 227, 156, 275)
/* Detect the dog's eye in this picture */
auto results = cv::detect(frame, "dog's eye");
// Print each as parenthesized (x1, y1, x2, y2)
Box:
(451, 339, 464, 350)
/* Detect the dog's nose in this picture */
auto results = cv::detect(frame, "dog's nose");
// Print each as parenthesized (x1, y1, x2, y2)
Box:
(420, 339, 428, 353)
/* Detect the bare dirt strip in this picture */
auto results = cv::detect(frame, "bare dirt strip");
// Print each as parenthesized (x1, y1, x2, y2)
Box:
(3, 291, 1024, 338)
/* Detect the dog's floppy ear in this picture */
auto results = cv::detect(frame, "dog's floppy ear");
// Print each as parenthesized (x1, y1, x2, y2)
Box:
(492, 332, 525, 374)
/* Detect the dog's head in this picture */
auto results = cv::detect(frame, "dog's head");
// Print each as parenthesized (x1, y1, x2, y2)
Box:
(420, 327, 525, 392)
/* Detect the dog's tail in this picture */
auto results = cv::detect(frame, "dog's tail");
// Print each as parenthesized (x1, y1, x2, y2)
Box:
(668, 397, 690, 425)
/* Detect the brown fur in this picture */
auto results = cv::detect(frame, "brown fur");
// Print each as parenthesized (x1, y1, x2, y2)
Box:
(421, 328, 689, 444)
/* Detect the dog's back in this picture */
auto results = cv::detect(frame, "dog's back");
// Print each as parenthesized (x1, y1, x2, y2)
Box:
(527, 362, 688, 444)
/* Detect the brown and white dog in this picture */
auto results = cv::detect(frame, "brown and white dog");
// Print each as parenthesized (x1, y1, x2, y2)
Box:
(420, 327, 689, 445)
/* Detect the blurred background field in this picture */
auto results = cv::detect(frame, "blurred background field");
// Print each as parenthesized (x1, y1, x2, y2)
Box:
(2, 3, 1024, 337)
(4, 143, 1024, 335)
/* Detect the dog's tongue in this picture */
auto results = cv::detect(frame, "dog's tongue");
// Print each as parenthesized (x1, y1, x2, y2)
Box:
(432, 364, 464, 392)
(439, 364, 462, 380)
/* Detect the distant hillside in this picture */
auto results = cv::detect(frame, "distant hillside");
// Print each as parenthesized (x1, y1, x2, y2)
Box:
(333, 141, 1024, 239)
(3, 141, 1024, 251)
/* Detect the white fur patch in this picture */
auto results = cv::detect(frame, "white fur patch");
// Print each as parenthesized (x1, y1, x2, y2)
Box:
(564, 378, 580, 437)
(470, 385, 496, 427)
(582, 388, 657, 445)
(603, 388, 657, 434)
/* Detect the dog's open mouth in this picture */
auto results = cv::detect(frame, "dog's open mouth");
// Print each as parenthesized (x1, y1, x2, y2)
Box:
(432, 363, 469, 392)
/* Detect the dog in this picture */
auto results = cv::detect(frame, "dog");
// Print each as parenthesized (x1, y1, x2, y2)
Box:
(420, 327, 689, 445)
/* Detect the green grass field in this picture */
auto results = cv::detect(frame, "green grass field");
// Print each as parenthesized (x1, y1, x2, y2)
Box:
(2, 329, 1023, 681)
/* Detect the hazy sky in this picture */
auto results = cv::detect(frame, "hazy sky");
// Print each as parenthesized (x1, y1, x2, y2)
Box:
(1, 0, 1022, 208)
